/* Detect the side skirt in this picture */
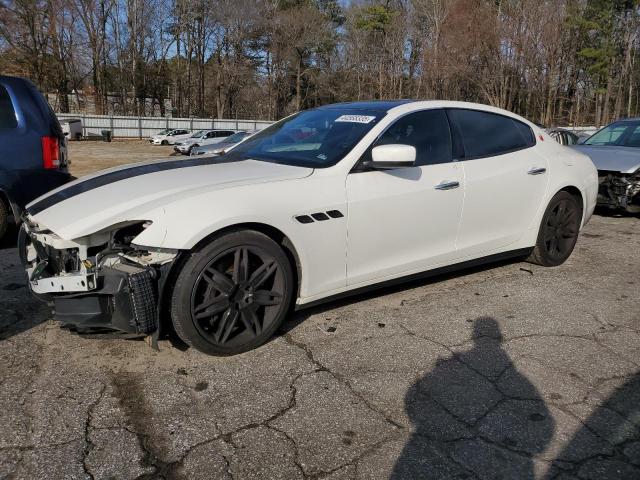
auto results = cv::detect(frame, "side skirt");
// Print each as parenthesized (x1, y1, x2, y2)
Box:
(295, 247, 533, 311)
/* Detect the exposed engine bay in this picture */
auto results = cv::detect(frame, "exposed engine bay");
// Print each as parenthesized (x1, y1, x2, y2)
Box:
(597, 170, 640, 214)
(20, 217, 178, 336)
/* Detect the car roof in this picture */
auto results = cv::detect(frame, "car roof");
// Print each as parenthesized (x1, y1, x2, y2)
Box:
(316, 100, 415, 112)
(610, 118, 640, 123)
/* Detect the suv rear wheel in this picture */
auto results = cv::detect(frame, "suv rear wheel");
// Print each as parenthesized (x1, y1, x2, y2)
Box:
(0, 197, 8, 240)
(171, 230, 294, 355)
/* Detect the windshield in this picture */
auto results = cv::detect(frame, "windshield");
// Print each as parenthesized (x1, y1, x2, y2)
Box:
(156, 129, 171, 135)
(585, 120, 640, 147)
(190, 130, 206, 138)
(223, 108, 385, 168)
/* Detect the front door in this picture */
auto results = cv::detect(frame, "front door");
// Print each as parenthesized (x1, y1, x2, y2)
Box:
(346, 109, 465, 286)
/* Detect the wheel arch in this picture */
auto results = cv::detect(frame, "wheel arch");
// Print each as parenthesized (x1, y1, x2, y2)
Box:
(0, 187, 19, 220)
(191, 222, 302, 298)
(157, 221, 304, 342)
(557, 185, 585, 222)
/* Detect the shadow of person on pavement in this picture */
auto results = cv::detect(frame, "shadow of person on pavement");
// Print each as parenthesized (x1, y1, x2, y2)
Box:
(391, 317, 555, 479)
(543, 372, 640, 479)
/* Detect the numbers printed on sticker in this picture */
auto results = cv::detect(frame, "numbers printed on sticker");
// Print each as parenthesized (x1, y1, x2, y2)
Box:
(335, 115, 376, 124)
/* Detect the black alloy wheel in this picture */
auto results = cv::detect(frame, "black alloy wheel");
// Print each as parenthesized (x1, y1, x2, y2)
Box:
(528, 191, 582, 267)
(171, 230, 293, 355)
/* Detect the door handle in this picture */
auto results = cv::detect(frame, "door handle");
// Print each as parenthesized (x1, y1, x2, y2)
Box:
(528, 167, 547, 175)
(434, 181, 460, 190)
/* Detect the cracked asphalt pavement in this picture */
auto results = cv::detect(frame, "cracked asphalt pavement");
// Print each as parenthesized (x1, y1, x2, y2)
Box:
(0, 213, 639, 479)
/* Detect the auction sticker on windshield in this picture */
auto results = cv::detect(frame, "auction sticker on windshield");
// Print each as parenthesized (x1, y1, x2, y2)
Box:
(335, 115, 376, 124)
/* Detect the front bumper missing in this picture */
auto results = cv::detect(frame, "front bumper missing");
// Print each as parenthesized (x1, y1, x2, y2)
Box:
(53, 263, 159, 334)
(21, 221, 176, 336)
(598, 171, 640, 213)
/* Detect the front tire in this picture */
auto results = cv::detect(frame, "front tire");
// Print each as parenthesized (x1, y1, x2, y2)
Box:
(528, 191, 582, 267)
(0, 198, 8, 241)
(187, 144, 199, 155)
(161, 140, 168, 145)
(171, 230, 294, 355)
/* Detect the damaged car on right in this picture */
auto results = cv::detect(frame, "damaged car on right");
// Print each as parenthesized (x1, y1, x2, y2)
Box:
(573, 118, 640, 214)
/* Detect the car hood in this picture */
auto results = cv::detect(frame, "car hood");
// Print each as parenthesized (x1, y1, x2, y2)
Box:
(572, 145, 640, 174)
(26, 157, 313, 240)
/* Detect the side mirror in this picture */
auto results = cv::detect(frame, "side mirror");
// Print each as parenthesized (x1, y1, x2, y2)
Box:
(368, 144, 416, 169)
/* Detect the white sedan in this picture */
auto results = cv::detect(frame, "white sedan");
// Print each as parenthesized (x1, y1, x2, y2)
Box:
(149, 128, 192, 145)
(20, 101, 598, 355)
(173, 129, 237, 155)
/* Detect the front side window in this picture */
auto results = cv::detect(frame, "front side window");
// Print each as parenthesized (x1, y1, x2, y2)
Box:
(223, 108, 385, 168)
(584, 121, 640, 147)
(0, 85, 17, 128)
(447, 109, 535, 159)
(366, 109, 452, 166)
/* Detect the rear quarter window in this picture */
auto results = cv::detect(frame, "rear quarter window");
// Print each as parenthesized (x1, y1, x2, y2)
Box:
(447, 109, 535, 159)
(0, 85, 18, 128)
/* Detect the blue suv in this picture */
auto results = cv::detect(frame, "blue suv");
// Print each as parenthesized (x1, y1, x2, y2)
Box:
(0, 75, 71, 240)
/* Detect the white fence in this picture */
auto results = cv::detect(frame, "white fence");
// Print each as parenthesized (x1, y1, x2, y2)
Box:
(55, 112, 600, 140)
(56, 113, 273, 139)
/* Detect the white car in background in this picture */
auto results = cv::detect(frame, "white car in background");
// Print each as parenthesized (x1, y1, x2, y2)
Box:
(20, 100, 597, 356)
(190, 130, 258, 156)
(173, 129, 237, 155)
(149, 129, 192, 145)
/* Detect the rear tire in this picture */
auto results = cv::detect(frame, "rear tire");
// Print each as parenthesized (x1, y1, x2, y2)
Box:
(527, 191, 582, 267)
(0, 198, 8, 241)
(170, 230, 294, 355)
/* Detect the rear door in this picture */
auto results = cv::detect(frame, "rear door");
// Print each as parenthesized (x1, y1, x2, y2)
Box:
(346, 108, 464, 285)
(447, 108, 548, 256)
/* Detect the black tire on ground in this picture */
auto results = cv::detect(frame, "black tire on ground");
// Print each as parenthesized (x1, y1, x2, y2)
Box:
(527, 191, 582, 267)
(17, 225, 53, 303)
(161, 140, 168, 145)
(171, 230, 294, 355)
(0, 197, 7, 241)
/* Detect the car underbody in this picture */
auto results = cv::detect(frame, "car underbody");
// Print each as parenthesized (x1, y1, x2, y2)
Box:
(597, 170, 640, 213)
(20, 217, 178, 337)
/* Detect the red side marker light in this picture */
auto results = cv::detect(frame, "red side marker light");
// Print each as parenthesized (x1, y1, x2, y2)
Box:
(539, 134, 544, 142)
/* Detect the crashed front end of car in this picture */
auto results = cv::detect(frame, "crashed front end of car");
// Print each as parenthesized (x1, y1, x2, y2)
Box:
(20, 216, 178, 337)
(597, 169, 640, 214)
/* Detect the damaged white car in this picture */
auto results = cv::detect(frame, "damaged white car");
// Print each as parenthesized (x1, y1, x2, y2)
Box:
(573, 119, 640, 214)
(20, 101, 598, 355)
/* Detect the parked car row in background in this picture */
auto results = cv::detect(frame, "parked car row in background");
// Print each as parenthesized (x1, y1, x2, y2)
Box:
(190, 130, 258, 156)
(149, 128, 192, 145)
(173, 129, 238, 155)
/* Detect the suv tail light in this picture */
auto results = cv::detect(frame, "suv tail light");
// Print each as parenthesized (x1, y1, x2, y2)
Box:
(42, 136, 60, 169)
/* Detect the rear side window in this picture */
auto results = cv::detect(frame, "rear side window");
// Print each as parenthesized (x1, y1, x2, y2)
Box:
(447, 109, 535, 159)
(0, 85, 18, 128)
(370, 109, 452, 166)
